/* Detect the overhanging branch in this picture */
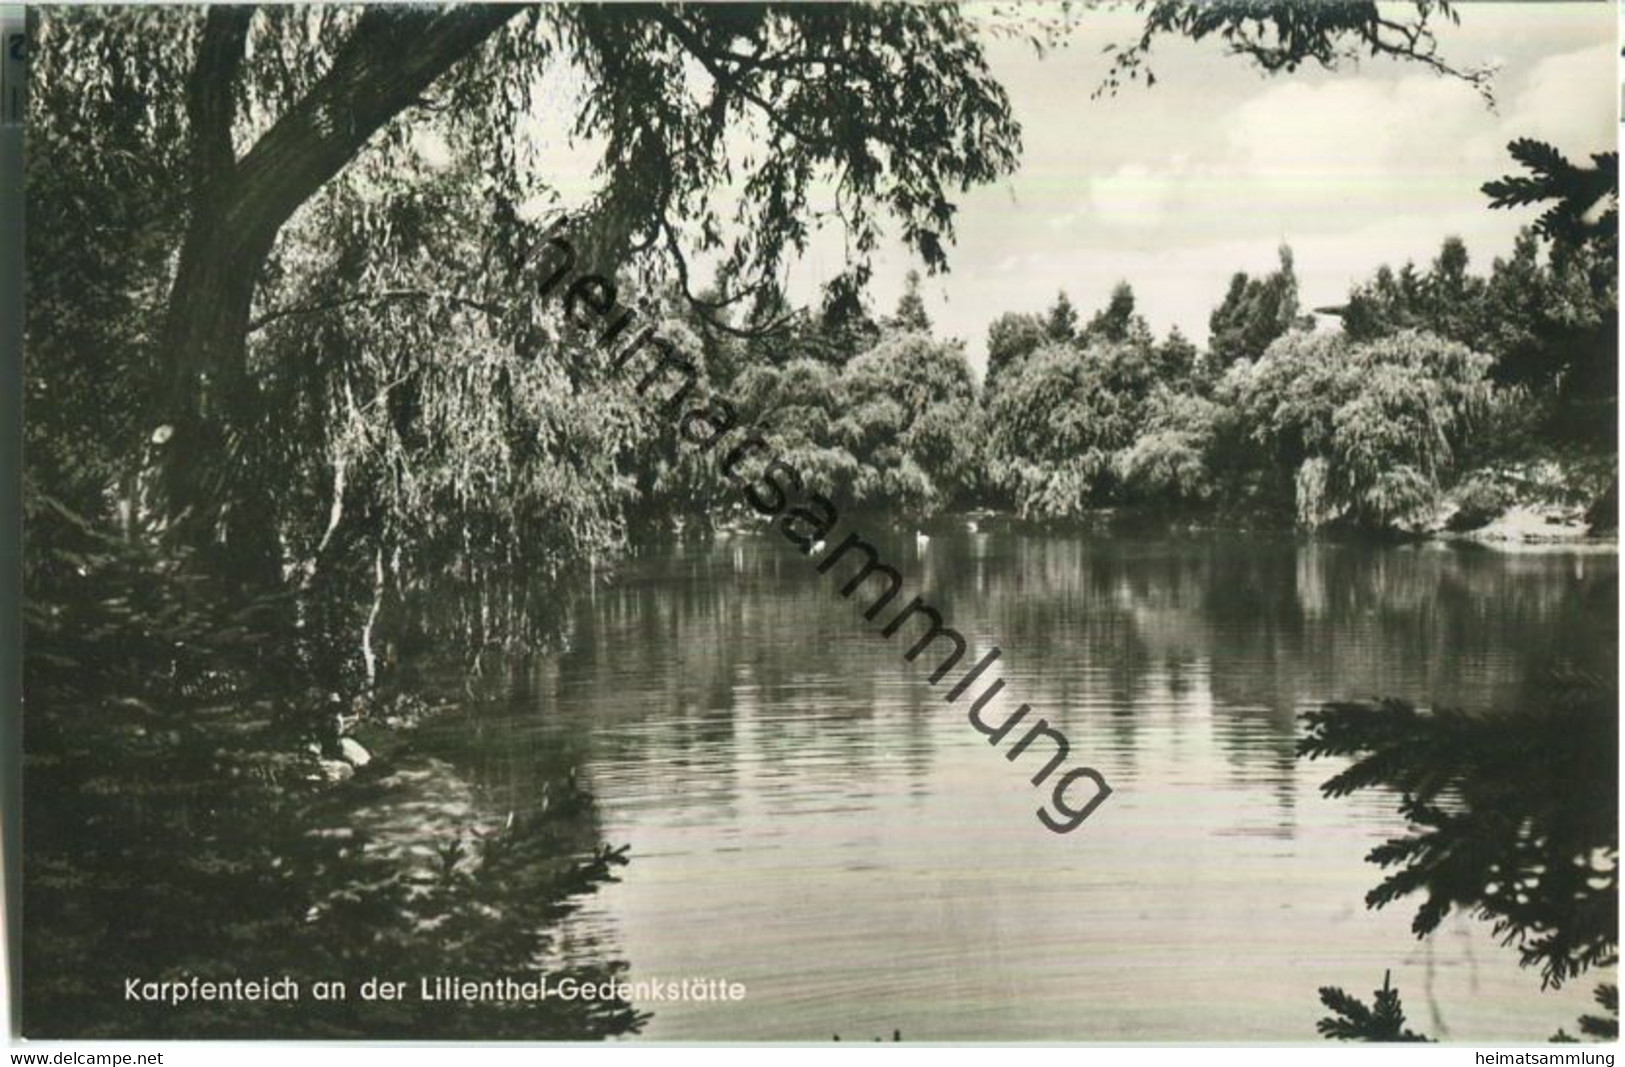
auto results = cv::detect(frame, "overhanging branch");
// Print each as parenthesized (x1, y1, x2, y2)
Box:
(248, 288, 510, 333)
(224, 4, 527, 256)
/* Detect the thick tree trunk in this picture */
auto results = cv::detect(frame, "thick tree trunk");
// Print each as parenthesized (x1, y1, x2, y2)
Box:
(159, 186, 282, 586)
(155, 3, 525, 586)
(153, 6, 263, 582)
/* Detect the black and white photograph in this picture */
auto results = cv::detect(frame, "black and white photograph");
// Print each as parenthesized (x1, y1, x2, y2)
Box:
(10, 0, 1622, 1047)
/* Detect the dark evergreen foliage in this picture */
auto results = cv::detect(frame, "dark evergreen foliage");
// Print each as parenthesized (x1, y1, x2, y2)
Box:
(1299, 676, 1617, 990)
(1206, 245, 1311, 370)
(1484, 139, 1618, 257)
(1316, 971, 1431, 1042)
(890, 270, 934, 334)
(1044, 290, 1079, 343)
(1551, 984, 1621, 1043)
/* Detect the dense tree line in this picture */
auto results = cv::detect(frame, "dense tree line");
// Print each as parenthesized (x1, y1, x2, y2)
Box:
(695, 196, 1611, 538)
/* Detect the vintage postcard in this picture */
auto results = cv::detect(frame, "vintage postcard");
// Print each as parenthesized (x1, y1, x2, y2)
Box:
(14, 0, 1620, 1045)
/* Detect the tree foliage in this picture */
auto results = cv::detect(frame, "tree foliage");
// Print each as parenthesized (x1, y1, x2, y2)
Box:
(1044, 290, 1079, 343)
(736, 325, 983, 517)
(983, 310, 1050, 396)
(1298, 675, 1618, 991)
(30, 3, 1027, 574)
(1083, 281, 1152, 347)
(23, 492, 643, 1038)
(889, 270, 934, 334)
(1316, 971, 1432, 1042)
(984, 331, 1188, 517)
(1484, 138, 1618, 257)
(1220, 330, 1491, 530)
(1331, 141, 1618, 452)
(1208, 245, 1311, 370)
(1099, 1, 1492, 98)
(1339, 229, 1615, 404)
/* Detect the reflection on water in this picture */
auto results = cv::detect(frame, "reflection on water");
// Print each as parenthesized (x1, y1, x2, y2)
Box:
(423, 528, 1616, 1041)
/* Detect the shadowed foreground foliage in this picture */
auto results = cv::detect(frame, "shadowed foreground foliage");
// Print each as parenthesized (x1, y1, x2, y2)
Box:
(23, 493, 644, 1039)
(1316, 971, 1430, 1042)
(1300, 674, 1618, 1041)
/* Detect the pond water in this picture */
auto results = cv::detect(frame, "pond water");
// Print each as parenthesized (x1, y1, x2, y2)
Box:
(410, 526, 1617, 1041)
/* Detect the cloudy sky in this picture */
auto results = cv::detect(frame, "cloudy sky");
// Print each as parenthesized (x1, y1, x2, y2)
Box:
(514, 2, 1616, 377)
(775, 1, 1617, 376)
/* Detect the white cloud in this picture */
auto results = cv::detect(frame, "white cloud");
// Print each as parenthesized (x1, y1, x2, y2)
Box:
(1497, 41, 1618, 160)
(1088, 159, 1187, 228)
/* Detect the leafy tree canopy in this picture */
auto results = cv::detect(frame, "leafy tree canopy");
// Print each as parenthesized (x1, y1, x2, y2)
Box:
(1044, 290, 1079, 343)
(889, 270, 934, 334)
(1221, 329, 1491, 530)
(1208, 244, 1311, 370)
(1100, 0, 1492, 99)
(1083, 281, 1151, 347)
(984, 311, 1051, 395)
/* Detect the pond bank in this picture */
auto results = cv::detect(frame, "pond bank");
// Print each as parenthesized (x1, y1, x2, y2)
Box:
(727, 500, 1619, 550)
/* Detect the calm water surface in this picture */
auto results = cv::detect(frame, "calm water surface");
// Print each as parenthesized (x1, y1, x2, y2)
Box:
(413, 528, 1617, 1041)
